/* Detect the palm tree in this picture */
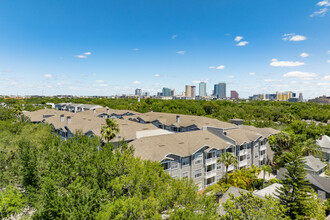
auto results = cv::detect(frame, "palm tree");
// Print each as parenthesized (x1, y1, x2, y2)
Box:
(301, 139, 321, 157)
(101, 118, 119, 143)
(261, 165, 272, 188)
(217, 152, 238, 184)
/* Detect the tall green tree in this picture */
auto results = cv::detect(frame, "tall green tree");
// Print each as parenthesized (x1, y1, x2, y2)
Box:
(217, 152, 238, 184)
(101, 118, 119, 143)
(276, 154, 311, 219)
(220, 192, 288, 220)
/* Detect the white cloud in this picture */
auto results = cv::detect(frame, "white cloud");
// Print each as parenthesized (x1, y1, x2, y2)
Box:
(176, 50, 185, 54)
(98, 84, 108, 87)
(226, 75, 234, 78)
(96, 80, 104, 83)
(283, 71, 317, 78)
(248, 72, 256, 76)
(132, 81, 141, 85)
(237, 41, 248, 46)
(209, 66, 215, 69)
(154, 74, 160, 77)
(171, 35, 177, 39)
(192, 80, 201, 83)
(328, 50, 330, 54)
(76, 55, 87, 59)
(283, 34, 307, 41)
(317, 0, 330, 6)
(216, 65, 225, 70)
(235, 36, 243, 42)
(310, 8, 328, 17)
(44, 74, 53, 78)
(84, 52, 91, 55)
(133, 48, 139, 51)
(327, 60, 330, 63)
(92, 73, 97, 76)
(323, 75, 330, 80)
(264, 79, 282, 82)
(317, 82, 330, 86)
(300, 52, 309, 58)
(270, 59, 305, 67)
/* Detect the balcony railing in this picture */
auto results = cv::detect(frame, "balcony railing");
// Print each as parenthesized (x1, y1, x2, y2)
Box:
(205, 170, 216, 178)
(227, 165, 234, 171)
(205, 157, 217, 165)
(239, 149, 247, 156)
(260, 145, 266, 151)
(239, 159, 247, 167)
(259, 154, 266, 161)
(206, 181, 216, 188)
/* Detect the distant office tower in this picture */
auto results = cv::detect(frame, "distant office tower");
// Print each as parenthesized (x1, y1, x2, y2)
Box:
(142, 92, 150, 97)
(299, 93, 303, 101)
(171, 89, 175, 97)
(230, 90, 239, 99)
(219, 83, 226, 99)
(191, 86, 196, 98)
(185, 85, 191, 98)
(162, 87, 172, 97)
(135, 89, 142, 96)
(276, 91, 293, 101)
(213, 84, 219, 97)
(199, 82, 207, 97)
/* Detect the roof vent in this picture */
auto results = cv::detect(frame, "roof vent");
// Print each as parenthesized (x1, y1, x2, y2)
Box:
(205, 138, 210, 140)
(106, 108, 110, 114)
(159, 144, 165, 147)
(179, 142, 184, 144)
(60, 114, 64, 122)
(176, 115, 180, 123)
(67, 116, 71, 124)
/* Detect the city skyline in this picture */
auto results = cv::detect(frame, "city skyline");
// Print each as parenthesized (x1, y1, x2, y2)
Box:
(0, 0, 329, 98)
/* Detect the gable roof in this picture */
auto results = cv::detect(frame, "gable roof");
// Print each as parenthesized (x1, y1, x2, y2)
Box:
(130, 112, 238, 129)
(306, 174, 330, 193)
(317, 135, 330, 150)
(220, 186, 249, 204)
(23, 109, 63, 122)
(225, 128, 262, 145)
(131, 130, 232, 161)
(253, 183, 282, 199)
(303, 155, 327, 172)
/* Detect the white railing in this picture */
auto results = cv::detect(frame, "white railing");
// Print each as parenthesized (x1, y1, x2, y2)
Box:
(206, 181, 216, 188)
(205, 170, 216, 178)
(239, 159, 247, 167)
(260, 145, 266, 151)
(206, 157, 217, 165)
(239, 149, 247, 156)
(227, 165, 234, 171)
(259, 154, 266, 161)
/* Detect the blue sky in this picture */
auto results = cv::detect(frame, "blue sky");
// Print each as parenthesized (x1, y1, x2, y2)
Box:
(0, 0, 329, 98)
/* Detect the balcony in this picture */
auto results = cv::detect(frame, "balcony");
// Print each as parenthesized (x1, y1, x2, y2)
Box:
(239, 159, 247, 167)
(205, 157, 217, 165)
(227, 165, 234, 171)
(259, 154, 266, 161)
(205, 170, 216, 178)
(239, 149, 247, 156)
(206, 181, 216, 188)
(260, 145, 266, 151)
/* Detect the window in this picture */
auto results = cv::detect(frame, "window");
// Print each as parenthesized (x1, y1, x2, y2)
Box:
(182, 157, 190, 167)
(171, 160, 179, 170)
(172, 175, 178, 179)
(217, 150, 222, 157)
(217, 162, 222, 169)
(255, 152, 259, 158)
(195, 169, 202, 178)
(182, 172, 189, 178)
(247, 154, 250, 160)
(194, 152, 202, 165)
(162, 162, 170, 170)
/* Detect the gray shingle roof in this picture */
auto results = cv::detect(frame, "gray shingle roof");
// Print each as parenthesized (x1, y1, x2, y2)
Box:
(303, 155, 326, 172)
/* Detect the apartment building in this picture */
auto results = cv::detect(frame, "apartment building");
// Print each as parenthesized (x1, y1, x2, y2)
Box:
(55, 103, 102, 113)
(23, 107, 278, 190)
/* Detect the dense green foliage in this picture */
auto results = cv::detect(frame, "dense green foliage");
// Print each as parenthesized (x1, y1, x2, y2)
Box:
(221, 192, 288, 220)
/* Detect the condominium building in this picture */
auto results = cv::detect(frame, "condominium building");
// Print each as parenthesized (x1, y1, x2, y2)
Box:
(191, 86, 196, 99)
(24, 108, 278, 191)
(162, 88, 172, 97)
(276, 91, 293, 101)
(219, 83, 226, 99)
(185, 85, 191, 98)
(199, 82, 207, 97)
(135, 89, 142, 96)
(230, 90, 239, 99)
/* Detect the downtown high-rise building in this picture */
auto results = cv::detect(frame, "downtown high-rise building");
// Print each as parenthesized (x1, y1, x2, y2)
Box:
(213, 83, 226, 98)
(230, 90, 239, 99)
(185, 85, 191, 98)
(162, 87, 172, 97)
(191, 86, 196, 98)
(199, 82, 206, 97)
(135, 88, 142, 96)
(219, 83, 226, 99)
